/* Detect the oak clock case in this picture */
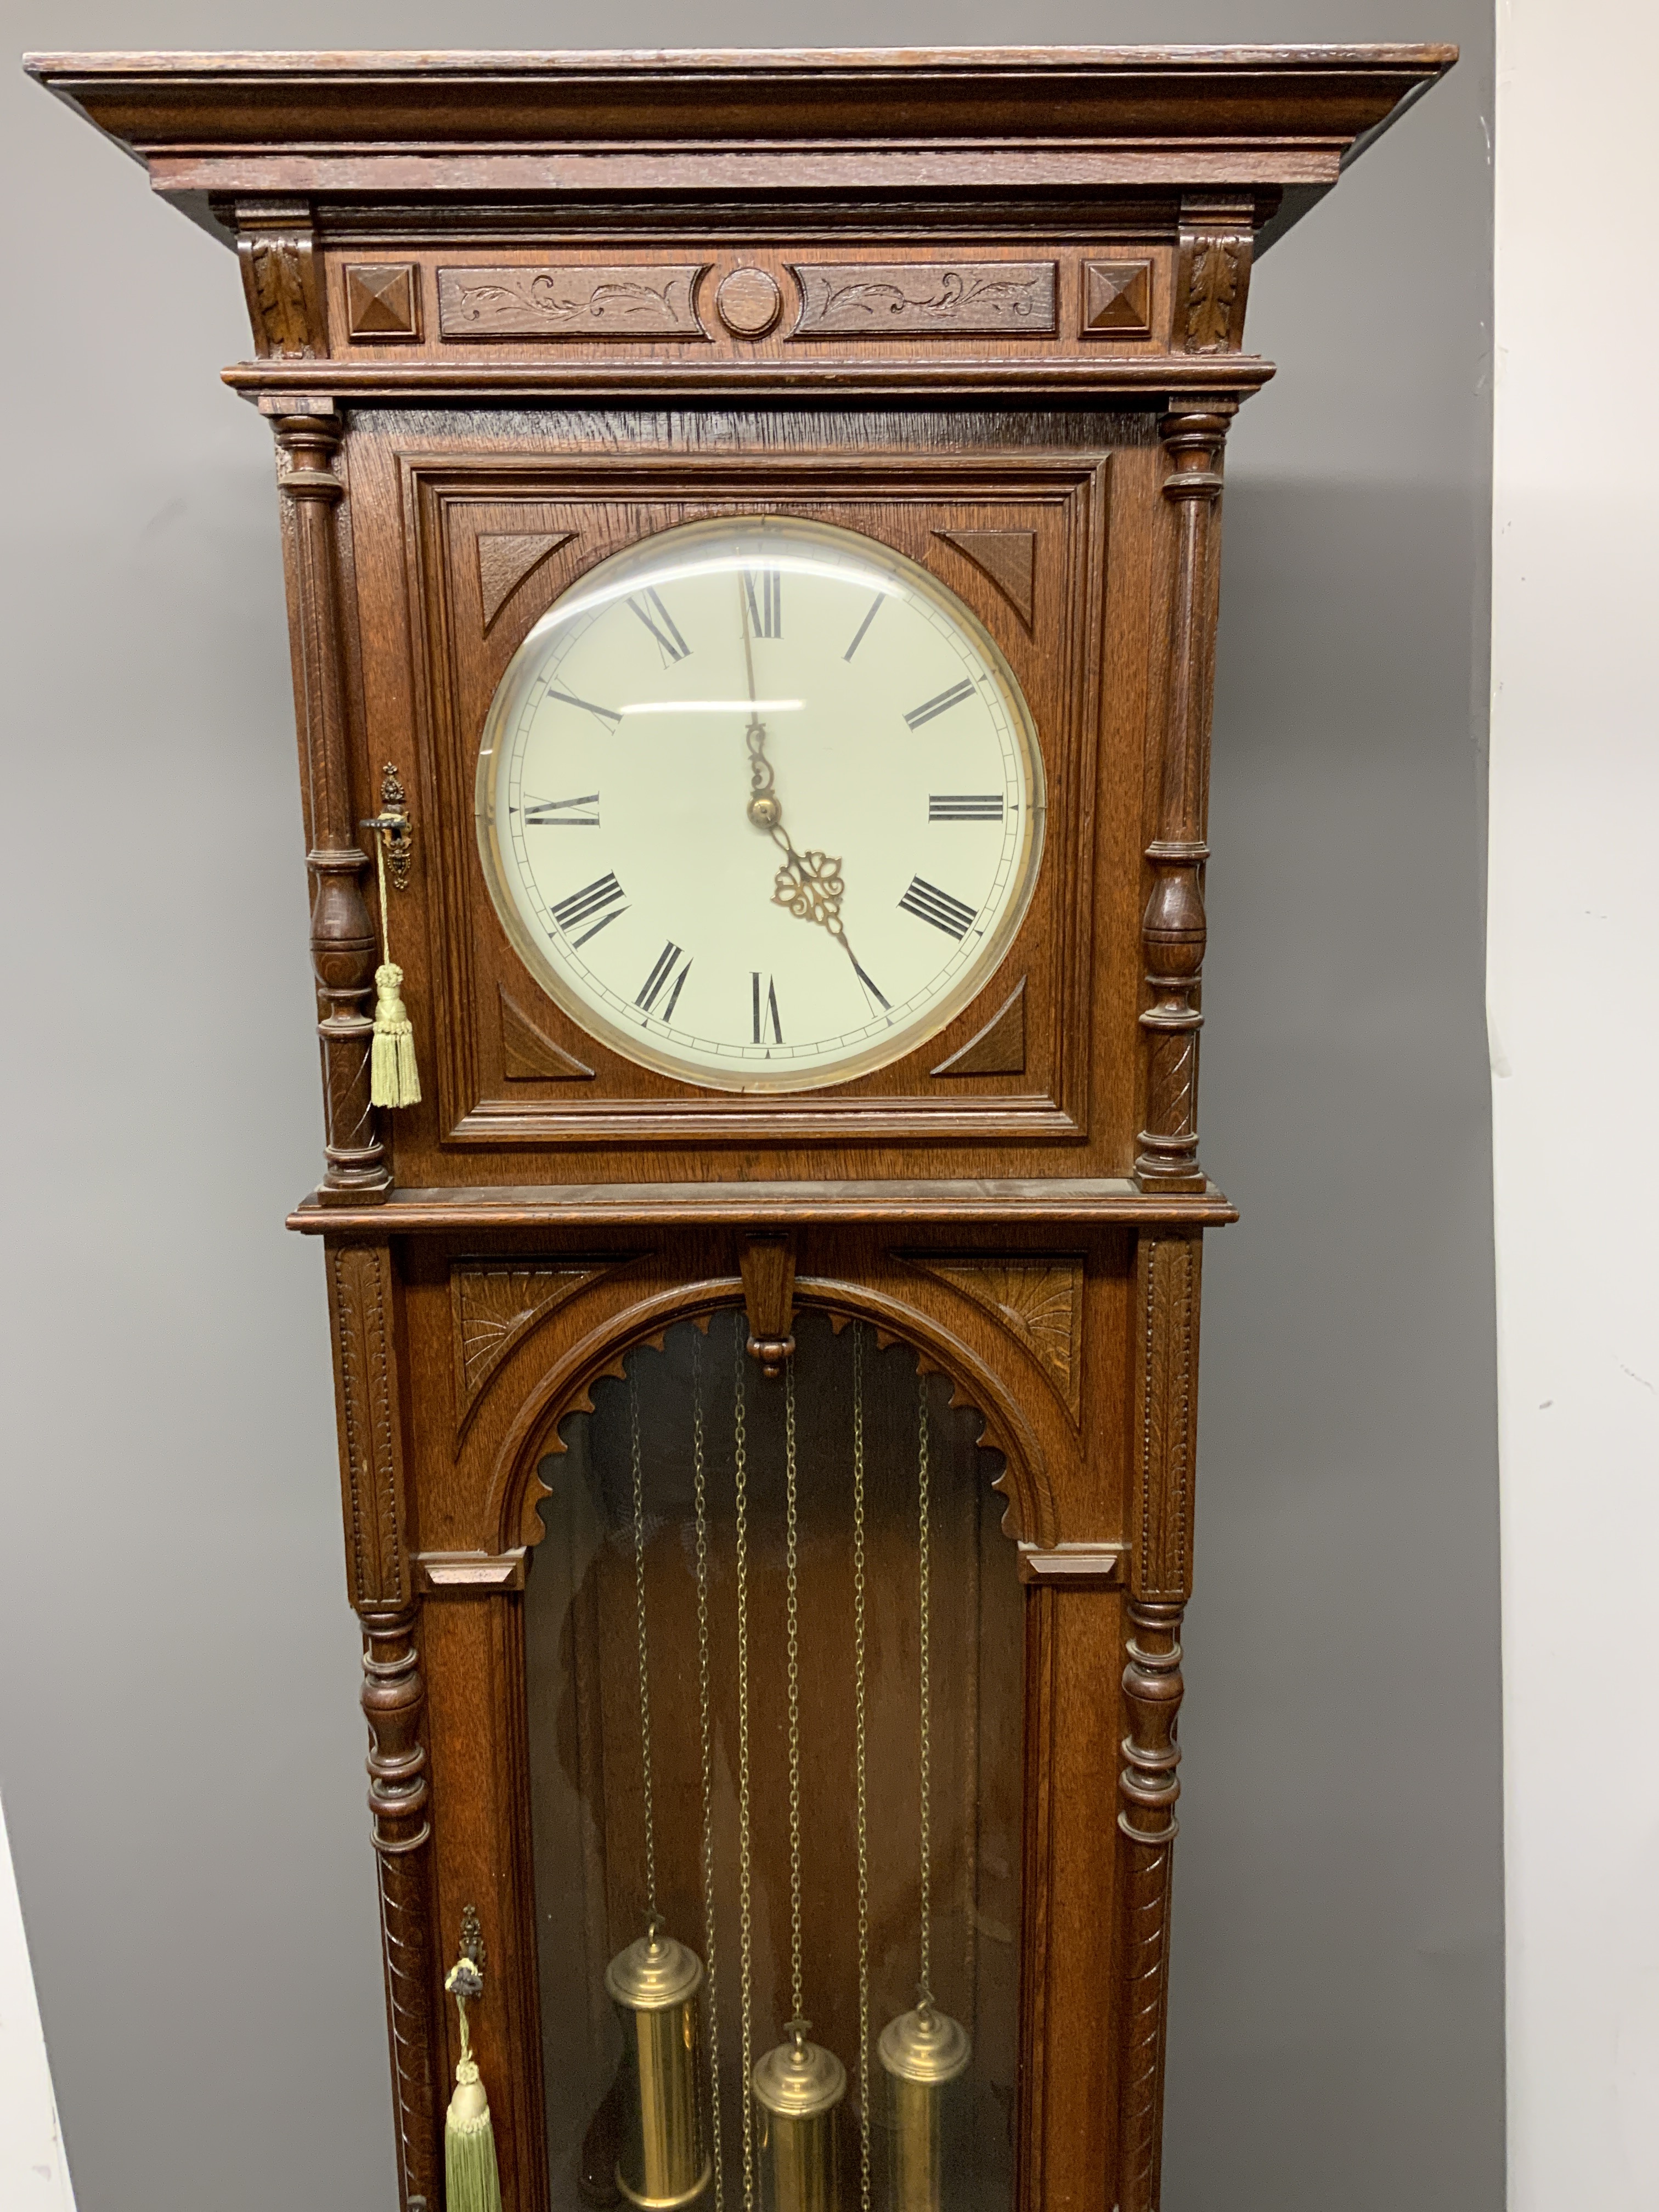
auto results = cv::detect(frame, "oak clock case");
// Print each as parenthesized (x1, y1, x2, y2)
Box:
(27, 40, 1455, 2212)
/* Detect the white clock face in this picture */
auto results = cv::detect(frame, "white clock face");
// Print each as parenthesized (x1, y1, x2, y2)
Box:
(475, 516, 1045, 1093)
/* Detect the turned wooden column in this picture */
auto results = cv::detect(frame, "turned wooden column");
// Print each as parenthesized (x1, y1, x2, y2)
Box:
(272, 408, 389, 1203)
(362, 1608, 438, 2212)
(1136, 405, 1233, 1195)
(327, 1243, 437, 2209)
(1117, 1232, 1201, 2211)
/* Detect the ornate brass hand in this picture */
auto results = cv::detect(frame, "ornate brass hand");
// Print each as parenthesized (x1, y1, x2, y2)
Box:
(740, 579, 856, 961)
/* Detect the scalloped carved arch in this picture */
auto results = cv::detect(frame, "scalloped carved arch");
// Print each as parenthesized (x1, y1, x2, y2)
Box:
(484, 1274, 1056, 1557)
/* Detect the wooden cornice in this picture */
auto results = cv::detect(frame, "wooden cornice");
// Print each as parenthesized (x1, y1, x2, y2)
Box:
(26, 46, 1455, 245)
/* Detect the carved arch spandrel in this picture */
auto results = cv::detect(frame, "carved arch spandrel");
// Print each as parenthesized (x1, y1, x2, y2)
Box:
(482, 1274, 1055, 1559)
(449, 1260, 619, 1441)
(902, 1254, 1085, 1425)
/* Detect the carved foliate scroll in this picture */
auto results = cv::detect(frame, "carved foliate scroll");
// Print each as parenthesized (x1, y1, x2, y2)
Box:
(438, 263, 707, 337)
(791, 261, 1056, 335)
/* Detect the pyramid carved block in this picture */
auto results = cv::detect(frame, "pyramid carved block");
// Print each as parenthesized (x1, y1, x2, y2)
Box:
(932, 979, 1026, 1076)
(933, 529, 1036, 625)
(344, 262, 420, 340)
(500, 986, 593, 1080)
(478, 532, 575, 631)
(1081, 260, 1153, 336)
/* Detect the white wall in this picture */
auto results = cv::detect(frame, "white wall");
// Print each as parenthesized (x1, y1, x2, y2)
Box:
(0, 1796, 75, 2211)
(1491, 2, 1659, 2204)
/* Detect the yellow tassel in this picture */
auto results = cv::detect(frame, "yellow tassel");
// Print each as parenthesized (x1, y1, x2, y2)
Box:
(370, 962, 421, 1108)
(445, 1955, 503, 2212)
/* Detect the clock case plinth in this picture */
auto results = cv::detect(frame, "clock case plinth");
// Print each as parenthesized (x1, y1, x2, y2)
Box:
(29, 44, 1453, 2212)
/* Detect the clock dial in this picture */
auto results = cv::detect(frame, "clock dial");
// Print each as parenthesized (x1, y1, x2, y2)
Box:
(475, 516, 1046, 1092)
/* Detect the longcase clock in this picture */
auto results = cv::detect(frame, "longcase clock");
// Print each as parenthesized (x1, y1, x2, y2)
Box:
(30, 44, 1453, 2212)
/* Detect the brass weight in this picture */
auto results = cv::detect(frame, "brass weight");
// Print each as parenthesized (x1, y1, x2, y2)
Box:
(606, 1921, 711, 2209)
(876, 2004, 970, 2212)
(753, 2021, 846, 2212)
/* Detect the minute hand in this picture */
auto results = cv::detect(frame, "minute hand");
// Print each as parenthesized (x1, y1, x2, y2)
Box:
(746, 713, 851, 948)
(738, 574, 861, 966)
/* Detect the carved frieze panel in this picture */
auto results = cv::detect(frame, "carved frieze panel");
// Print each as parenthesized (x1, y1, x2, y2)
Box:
(790, 261, 1057, 335)
(438, 263, 708, 338)
(906, 1255, 1085, 1421)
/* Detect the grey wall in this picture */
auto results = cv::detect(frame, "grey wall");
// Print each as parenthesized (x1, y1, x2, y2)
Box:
(0, 5, 1498, 2211)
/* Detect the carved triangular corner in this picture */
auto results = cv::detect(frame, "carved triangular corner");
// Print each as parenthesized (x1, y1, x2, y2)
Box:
(933, 529, 1036, 625)
(450, 1262, 614, 1431)
(500, 986, 594, 1081)
(931, 979, 1025, 1076)
(908, 1256, 1085, 1423)
(478, 531, 575, 631)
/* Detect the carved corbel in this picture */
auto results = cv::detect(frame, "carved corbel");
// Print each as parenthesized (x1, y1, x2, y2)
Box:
(1136, 405, 1233, 1192)
(739, 1234, 797, 1377)
(235, 199, 329, 359)
(1176, 194, 1255, 355)
(268, 403, 388, 1200)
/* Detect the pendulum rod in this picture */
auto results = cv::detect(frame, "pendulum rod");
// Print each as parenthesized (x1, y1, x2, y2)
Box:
(916, 1372, 933, 2011)
(732, 1317, 756, 2212)
(785, 1359, 804, 2022)
(694, 1328, 726, 2212)
(853, 1325, 873, 2212)
(630, 1366, 658, 1925)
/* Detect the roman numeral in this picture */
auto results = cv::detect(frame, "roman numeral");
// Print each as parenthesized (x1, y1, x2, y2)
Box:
(904, 679, 977, 730)
(551, 871, 628, 947)
(627, 588, 691, 664)
(743, 567, 782, 638)
(929, 793, 1005, 822)
(521, 792, 600, 827)
(636, 941, 693, 1020)
(851, 958, 890, 1012)
(545, 686, 620, 729)
(844, 591, 885, 662)
(752, 972, 783, 1045)
(898, 876, 977, 940)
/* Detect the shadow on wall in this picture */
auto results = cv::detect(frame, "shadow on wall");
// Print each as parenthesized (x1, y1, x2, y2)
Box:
(1162, 479, 1503, 2212)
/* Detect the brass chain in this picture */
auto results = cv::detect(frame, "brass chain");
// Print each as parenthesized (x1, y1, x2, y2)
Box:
(852, 1324, 872, 2212)
(630, 1364, 658, 1925)
(784, 1358, 804, 2021)
(692, 1328, 725, 2212)
(732, 1317, 755, 2212)
(916, 1368, 933, 2010)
